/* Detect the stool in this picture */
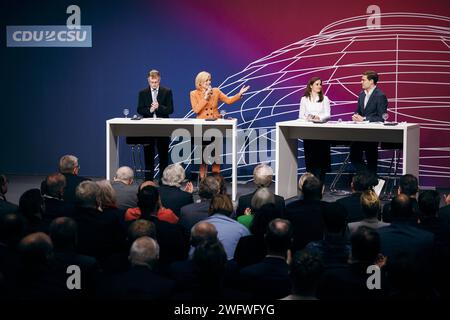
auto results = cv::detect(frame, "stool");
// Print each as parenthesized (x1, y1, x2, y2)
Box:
(329, 142, 353, 195)
(379, 142, 402, 200)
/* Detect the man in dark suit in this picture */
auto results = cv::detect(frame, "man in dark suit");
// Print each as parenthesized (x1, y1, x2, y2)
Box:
(0, 174, 18, 217)
(58, 155, 90, 204)
(350, 70, 388, 174)
(134, 69, 174, 181)
(239, 219, 292, 299)
(236, 164, 285, 217)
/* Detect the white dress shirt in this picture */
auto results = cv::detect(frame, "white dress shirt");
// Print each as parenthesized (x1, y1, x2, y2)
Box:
(363, 86, 376, 109)
(299, 95, 331, 121)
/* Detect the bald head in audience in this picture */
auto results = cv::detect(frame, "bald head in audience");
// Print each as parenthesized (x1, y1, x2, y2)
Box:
(129, 236, 160, 270)
(190, 221, 218, 247)
(18, 232, 53, 266)
(44, 173, 66, 199)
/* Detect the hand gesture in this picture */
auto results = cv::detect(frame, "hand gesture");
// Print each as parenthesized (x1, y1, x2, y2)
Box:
(184, 181, 194, 193)
(239, 85, 250, 96)
(244, 207, 252, 215)
(352, 113, 364, 122)
(204, 86, 213, 100)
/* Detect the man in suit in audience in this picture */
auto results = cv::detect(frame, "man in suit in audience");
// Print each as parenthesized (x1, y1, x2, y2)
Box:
(42, 173, 74, 225)
(111, 166, 139, 210)
(378, 194, 434, 296)
(382, 174, 419, 223)
(179, 176, 220, 235)
(103, 237, 175, 299)
(236, 164, 285, 217)
(58, 155, 90, 204)
(350, 70, 388, 174)
(0, 174, 18, 217)
(285, 176, 330, 251)
(239, 219, 292, 299)
(336, 171, 376, 222)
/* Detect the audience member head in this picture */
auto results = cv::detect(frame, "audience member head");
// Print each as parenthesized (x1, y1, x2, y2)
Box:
(298, 172, 314, 196)
(360, 190, 381, 219)
(322, 203, 348, 234)
(137, 186, 159, 219)
(265, 218, 292, 256)
(18, 232, 53, 268)
(208, 194, 233, 217)
(49, 217, 77, 251)
(96, 180, 117, 209)
(390, 194, 413, 220)
(193, 240, 227, 289)
(302, 176, 323, 201)
(253, 164, 273, 188)
(251, 187, 275, 211)
(350, 226, 380, 264)
(75, 181, 99, 209)
(19, 188, 43, 221)
(190, 221, 218, 247)
(0, 213, 24, 246)
(59, 155, 80, 175)
(211, 172, 227, 195)
(351, 171, 374, 192)
(161, 164, 185, 188)
(114, 166, 134, 185)
(290, 250, 324, 297)
(398, 174, 418, 197)
(198, 176, 220, 200)
(44, 173, 66, 199)
(250, 203, 278, 236)
(129, 236, 160, 270)
(127, 219, 156, 244)
(418, 190, 440, 219)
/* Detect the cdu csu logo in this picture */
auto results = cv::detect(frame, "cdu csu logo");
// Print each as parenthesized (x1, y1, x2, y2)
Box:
(6, 5, 92, 47)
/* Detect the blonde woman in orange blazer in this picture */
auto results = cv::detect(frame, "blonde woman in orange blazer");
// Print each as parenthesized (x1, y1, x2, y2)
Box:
(190, 71, 249, 179)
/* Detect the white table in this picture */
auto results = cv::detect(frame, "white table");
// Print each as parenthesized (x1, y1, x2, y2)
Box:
(275, 120, 420, 199)
(106, 118, 238, 201)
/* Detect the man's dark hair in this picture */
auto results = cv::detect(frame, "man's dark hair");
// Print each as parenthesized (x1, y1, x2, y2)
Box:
(49, 217, 77, 251)
(351, 226, 380, 263)
(127, 219, 156, 243)
(399, 174, 418, 196)
(363, 70, 379, 84)
(302, 176, 323, 201)
(137, 186, 159, 219)
(19, 189, 43, 219)
(322, 203, 348, 234)
(0, 213, 24, 246)
(198, 176, 220, 199)
(290, 250, 324, 294)
(390, 194, 413, 219)
(352, 171, 375, 192)
(265, 218, 292, 254)
(18, 232, 53, 267)
(418, 190, 440, 218)
(193, 240, 227, 289)
(44, 173, 66, 198)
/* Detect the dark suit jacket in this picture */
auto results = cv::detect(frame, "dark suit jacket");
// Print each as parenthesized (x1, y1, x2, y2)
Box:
(378, 221, 434, 278)
(382, 198, 419, 223)
(62, 173, 90, 204)
(356, 87, 388, 122)
(233, 234, 266, 268)
(137, 85, 174, 118)
(336, 192, 364, 223)
(179, 200, 210, 235)
(239, 256, 291, 299)
(42, 197, 74, 226)
(0, 199, 18, 217)
(236, 191, 285, 217)
(159, 184, 193, 217)
(439, 205, 450, 224)
(101, 265, 175, 299)
(285, 199, 330, 251)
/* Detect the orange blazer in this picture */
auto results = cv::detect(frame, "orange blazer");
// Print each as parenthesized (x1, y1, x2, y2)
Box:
(190, 88, 241, 119)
